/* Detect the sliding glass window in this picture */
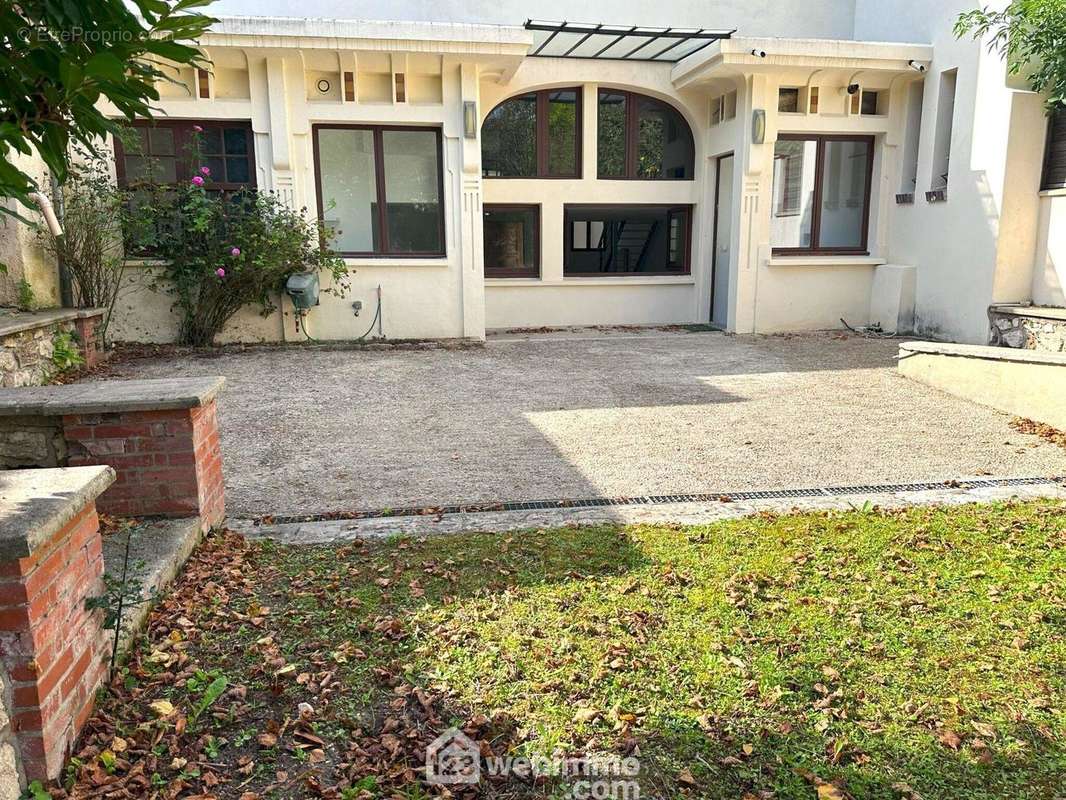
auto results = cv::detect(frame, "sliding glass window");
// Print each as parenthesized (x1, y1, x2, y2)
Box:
(771, 134, 874, 254)
(313, 125, 445, 257)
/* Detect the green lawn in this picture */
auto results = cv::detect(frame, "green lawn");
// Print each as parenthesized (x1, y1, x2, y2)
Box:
(66, 502, 1065, 799)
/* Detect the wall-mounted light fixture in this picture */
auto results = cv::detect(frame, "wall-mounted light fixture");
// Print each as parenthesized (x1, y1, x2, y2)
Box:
(751, 109, 766, 144)
(463, 101, 478, 139)
(316, 78, 332, 94)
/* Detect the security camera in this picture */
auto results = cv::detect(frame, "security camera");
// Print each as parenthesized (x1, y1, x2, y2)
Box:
(909, 60, 927, 73)
(846, 83, 861, 95)
(750, 49, 767, 58)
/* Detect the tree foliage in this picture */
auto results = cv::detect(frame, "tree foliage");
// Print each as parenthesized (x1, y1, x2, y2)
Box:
(0, 0, 216, 217)
(955, 0, 1066, 109)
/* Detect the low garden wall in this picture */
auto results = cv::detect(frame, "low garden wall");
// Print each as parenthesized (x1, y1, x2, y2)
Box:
(0, 377, 227, 530)
(899, 341, 1066, 430)
(0, 466, 116, 791)
(0, 309, 106, 387)
(0, 378, 229, 794)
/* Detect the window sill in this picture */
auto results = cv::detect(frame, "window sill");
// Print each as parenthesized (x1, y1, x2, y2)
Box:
(1039, 188, 1066, 198)
(767, 255, 885, 268)
(343, 257, 449, 267)
(486, 275, 695, 287)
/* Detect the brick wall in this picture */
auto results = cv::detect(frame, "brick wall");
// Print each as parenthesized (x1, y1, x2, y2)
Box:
(62, 403, 225, 530)
(0, 503, 108, 782)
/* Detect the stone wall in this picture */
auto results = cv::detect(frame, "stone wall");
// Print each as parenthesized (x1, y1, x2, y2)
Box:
(0, 416, 66, 470)
(0, 310, 106, 388)
(989, 305, 1066, 352)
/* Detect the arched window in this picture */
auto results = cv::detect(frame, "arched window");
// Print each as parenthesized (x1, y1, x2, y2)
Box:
(597, 90, 694, 180)
(481, 88, 581, 178)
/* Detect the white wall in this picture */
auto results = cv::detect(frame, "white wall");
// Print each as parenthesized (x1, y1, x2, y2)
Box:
(210, 0, 858, 39)
(854, 0, 1051, 343)
(1033, 194, 1066, 306)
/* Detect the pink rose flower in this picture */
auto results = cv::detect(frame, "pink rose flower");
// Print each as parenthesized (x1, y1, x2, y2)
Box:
(216, 268, 226, 278)
(191, 175, 204, 186)
(200, 166, 211, 176)
(230, 247, 240, 257)
(192, 125, 203, 133)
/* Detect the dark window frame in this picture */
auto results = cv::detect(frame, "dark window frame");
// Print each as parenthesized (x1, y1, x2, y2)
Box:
(772, 133, 875, 257)
(483, 203, 541, 278)
(570, 219, 607, 252)
(1041, 105, 1066, 192)
(481, 87, 583, 179)
(597, 89, 696, 181)
(113, 119, 257, 192)
(312, 123, 447, 259)
(563, 203, 694, 277)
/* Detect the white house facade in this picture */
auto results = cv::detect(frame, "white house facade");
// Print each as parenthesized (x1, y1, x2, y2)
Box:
(98, 0, 1065, 345)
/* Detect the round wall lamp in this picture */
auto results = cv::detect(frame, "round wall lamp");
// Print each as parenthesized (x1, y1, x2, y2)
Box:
(316, 78, 332, 94)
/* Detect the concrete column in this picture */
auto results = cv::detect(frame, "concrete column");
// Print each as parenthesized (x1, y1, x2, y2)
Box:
(457, 61, 486, 339)
(731, 73, 774, 334)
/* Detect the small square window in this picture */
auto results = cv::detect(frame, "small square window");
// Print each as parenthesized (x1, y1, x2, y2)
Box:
(861, 91, 880, 116)
(778, 88, 800, 113)
(484, 205, 539, 278)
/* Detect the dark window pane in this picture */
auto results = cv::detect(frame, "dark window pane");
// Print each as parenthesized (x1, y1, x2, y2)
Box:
(152, 157, 178, 184)
(484, 206, 537, 276)
(597, 91, 627, 177)
(225, 157, 250, 184)
(126, 128, 148, 154)
(860, 91, 879, 115)
(547, 90, 578, 176)
(123, 156, 147, 182)
(636, 96, 693, 179)
(204, 156, 225, 180)
(200, 127, 223, 154)
(818, 139, 871, 248)
(564, 206, 689, 274)
(779, 88, 800, 113)
(224, 127, 249, 155)
(481, 93, 537, 177)
(149, 127, 175, 155)
(382, 130, 442, 253)
(1042, 106, 1066, 190)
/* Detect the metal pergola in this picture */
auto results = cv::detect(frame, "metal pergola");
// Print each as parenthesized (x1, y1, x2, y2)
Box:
(524, 20, 734, 63)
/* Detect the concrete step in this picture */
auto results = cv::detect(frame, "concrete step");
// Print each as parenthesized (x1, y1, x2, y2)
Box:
(101, 517, 202, 659)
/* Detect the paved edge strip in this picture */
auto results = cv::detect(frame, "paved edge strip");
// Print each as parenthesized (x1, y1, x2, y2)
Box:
(249, 475, 1066, 526)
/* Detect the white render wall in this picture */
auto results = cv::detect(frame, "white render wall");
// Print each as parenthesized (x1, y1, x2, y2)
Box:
(853, 0, 1053, 342)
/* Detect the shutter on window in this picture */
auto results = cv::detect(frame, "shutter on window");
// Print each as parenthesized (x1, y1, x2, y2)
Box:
(1042, 106, 1066, 191)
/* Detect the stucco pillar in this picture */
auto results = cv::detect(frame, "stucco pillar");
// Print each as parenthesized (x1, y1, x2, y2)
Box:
(731, 73, 774, 334)
(263, 56, 298, 208)
(456, 61, 486, 339)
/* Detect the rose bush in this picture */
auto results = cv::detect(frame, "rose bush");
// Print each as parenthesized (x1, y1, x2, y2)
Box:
(129, 142, 349, 346)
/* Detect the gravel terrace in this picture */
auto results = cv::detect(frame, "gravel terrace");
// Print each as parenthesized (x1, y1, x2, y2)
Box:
(96, 330, 1066, 518)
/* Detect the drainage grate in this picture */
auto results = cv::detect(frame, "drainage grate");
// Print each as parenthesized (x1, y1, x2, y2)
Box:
(253, 476, 1066, 526)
